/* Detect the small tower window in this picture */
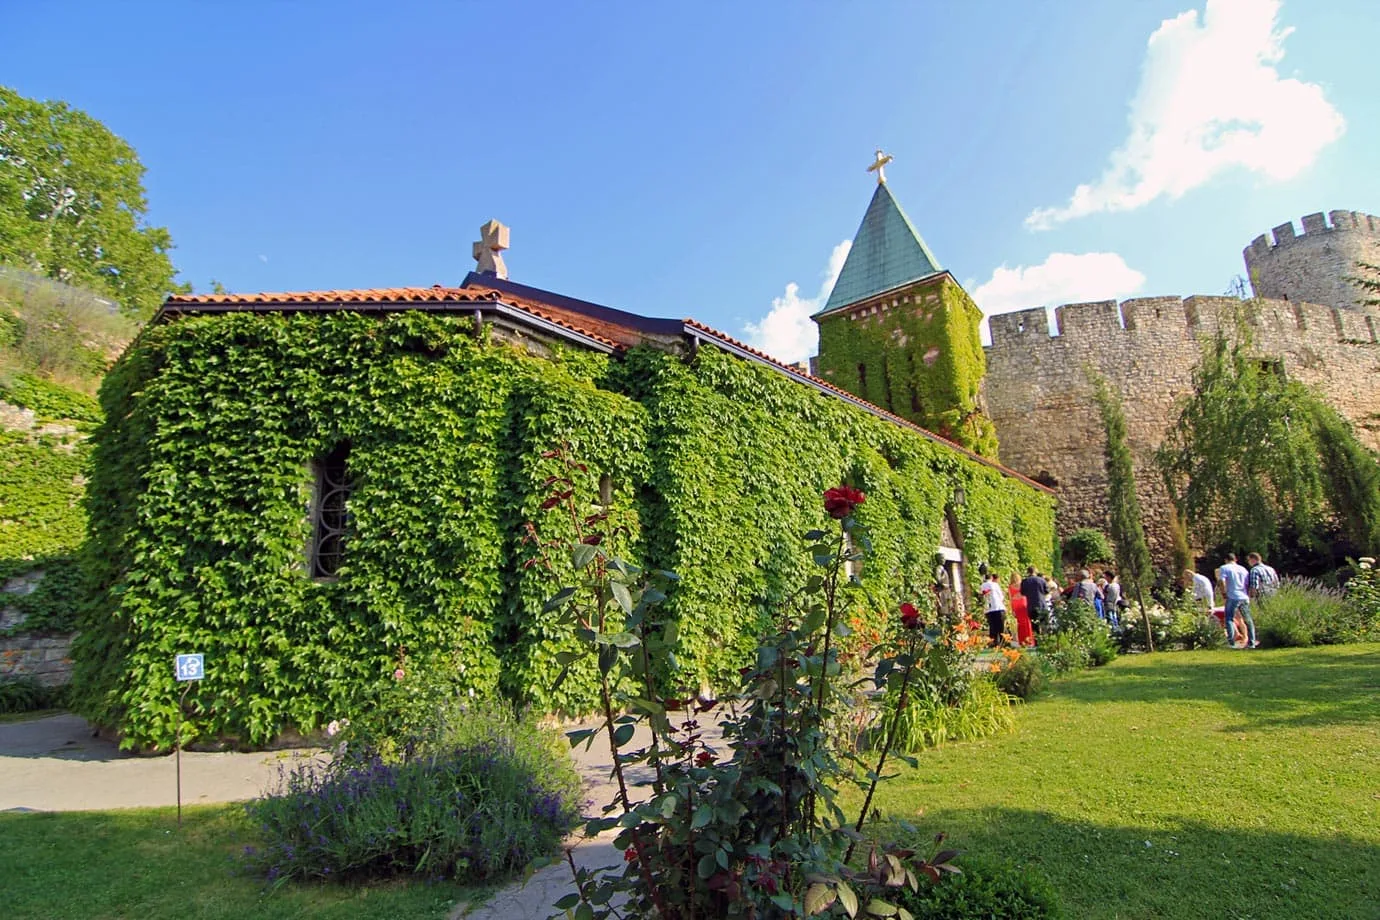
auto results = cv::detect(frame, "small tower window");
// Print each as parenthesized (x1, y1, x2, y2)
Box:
(310, 443, 352, 580)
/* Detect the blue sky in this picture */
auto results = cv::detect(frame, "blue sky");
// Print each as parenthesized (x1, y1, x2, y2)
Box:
(7, 0, 1376, 360)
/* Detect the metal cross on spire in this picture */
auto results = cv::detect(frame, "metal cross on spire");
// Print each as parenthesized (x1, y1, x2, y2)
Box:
(867, 148, 894, 185)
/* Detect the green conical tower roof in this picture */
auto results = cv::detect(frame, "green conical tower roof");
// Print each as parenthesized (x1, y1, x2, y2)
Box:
(816, 181, 942, 317)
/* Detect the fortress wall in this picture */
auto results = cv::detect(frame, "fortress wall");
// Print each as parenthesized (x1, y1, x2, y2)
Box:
(1243, 210, 1380, 312)
(983, 295, 1380, 564)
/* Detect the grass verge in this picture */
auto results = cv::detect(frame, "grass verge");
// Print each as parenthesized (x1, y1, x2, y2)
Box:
(868, 644, 1380, 919)
(0, 805, 487, 919)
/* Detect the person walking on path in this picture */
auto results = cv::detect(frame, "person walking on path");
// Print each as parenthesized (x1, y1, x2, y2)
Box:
(1247, 552, 1280, 600)
(980, 571, 1007, 647)
(1219, 553, 1257, 648)
(1019, 566, 1049, 637)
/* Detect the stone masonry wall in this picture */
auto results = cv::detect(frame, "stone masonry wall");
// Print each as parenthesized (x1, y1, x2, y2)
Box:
(0, 634, 75, 687)
(983, 295, 1380, 564)
(1244, 210, 1380, 313)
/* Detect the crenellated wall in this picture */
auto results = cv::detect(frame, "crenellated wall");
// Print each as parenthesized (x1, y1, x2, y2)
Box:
(983, 295, 1380, 562)
(1244, 210, 1380, 313)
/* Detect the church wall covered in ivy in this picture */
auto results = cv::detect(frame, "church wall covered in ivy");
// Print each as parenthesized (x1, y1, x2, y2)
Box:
(75, 285, 1054, 750)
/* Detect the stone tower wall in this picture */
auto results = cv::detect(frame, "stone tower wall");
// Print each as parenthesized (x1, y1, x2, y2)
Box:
(983, 295, 1380, 564)
(1243, 210, 1380, 313)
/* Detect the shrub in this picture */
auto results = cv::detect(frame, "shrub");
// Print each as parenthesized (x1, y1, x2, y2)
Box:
(1037, 633, 1091, 674)
(885, 677, 1016, 753)
(993, 650, 1048, 700)
(1343, 559, 1380, 640)
(1085, 629, 1119, 666)
(0, 676, 66, 714)
(1254, 577, 1358, 647)
(1061, 529, 1112, 567)
(1118, 603, 1174, 653)
(1171, 609, 1227, 650)
(244, 701, 579, 884)
(892, 854, 1063, 919)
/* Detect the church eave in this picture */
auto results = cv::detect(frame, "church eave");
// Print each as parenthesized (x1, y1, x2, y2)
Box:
(811, 269, 954, 322)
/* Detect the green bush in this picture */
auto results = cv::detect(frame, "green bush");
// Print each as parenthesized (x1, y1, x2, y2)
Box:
(893, 855, 1063, 919)
(244, 701, 579, 883)
(886, 677, 1015, 753)
(993, 651, 1048, 700)
(1254, 577, 1361, 647)
(1061, 529, 1112, 567)
(1037, 632, 1091, 674)
(1343, 560, 1380, 639)
(1171, 609, 1227, 650)
(1118, 602, 1174, 653)
(0, 676, 66, 714)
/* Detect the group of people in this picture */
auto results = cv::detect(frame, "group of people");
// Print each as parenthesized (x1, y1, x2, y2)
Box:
(970, 551, 1280, 650)
(972, 566, 1126, 648)
(1184, 551, 1280, 648)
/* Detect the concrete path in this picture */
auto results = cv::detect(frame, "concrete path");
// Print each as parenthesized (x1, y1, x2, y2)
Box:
(0, 713, 316, 812)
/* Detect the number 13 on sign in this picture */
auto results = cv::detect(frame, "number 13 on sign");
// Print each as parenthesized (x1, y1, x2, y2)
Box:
(175, 654, 204, 681)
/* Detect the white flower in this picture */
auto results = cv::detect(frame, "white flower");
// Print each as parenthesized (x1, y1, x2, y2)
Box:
(327, 720, 341, 737)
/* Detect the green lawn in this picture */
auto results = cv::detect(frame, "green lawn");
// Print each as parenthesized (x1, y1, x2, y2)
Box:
(870, 644, 1380, 920)
(2, 646, 1375, 919)
(0, 806, 485, 920)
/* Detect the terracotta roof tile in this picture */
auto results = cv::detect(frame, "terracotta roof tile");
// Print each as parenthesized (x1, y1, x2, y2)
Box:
(680, 319, 1051, 493)
(162, 286, 623, 350)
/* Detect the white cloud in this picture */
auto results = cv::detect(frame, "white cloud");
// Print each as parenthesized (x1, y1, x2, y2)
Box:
(1026, 0, 1345, 230)
(973, 253, 1146, 338)
(743, 240, 851, 364)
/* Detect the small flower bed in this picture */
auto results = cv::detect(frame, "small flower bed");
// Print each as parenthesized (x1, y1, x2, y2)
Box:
(244, 702, 579, 884)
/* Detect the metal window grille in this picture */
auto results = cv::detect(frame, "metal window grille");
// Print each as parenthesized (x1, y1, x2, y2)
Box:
(311, 443, 351, 579)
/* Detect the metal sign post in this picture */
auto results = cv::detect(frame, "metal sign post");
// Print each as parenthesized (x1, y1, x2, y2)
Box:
(174, 653, 204, 828)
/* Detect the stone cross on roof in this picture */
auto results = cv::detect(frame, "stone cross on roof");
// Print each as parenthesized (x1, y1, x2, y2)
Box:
(867, 149, 894, 185)
(472, 219, 510, 279)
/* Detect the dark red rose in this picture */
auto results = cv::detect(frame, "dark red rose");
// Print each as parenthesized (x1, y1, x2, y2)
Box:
(823, 485, 866, 519)
(695, 750, 714, 767)
(900, 602, 922, 630)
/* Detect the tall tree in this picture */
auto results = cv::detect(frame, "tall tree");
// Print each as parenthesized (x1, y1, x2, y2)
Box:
(0, 86, 180, 319)
(1088, 369, 1155, 650)
(1157, 314, 1380, 555)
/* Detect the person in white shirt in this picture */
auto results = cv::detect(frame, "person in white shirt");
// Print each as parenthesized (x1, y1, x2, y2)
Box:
(1184, 569, 1215, 611)
(1218, 553, 1257, 648)
(979, 572, 1007, 647)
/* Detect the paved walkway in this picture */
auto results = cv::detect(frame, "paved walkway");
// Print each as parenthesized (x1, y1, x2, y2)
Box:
(0, 712, 718, 919)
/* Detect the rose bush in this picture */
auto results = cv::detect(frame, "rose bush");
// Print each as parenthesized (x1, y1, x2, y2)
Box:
(529, 453, 959, 919)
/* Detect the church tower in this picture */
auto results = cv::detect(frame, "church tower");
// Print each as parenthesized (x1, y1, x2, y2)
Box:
(813, 152, 998, 457)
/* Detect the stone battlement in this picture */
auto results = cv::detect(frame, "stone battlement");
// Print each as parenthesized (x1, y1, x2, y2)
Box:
(1244, 210, 1380, 263)
(986, 295, 1379, 351)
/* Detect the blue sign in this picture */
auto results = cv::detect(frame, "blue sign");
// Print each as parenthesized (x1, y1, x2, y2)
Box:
(175, 654, 205, 682)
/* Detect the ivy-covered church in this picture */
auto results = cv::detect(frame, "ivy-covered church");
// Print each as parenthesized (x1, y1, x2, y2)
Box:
(75, 179, 1054, 750)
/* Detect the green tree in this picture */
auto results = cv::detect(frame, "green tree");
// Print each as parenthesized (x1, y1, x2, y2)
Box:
(1157, 314, 1380, 556)
(0, 86, 181, 319)
(1088, 370, 1156, 650)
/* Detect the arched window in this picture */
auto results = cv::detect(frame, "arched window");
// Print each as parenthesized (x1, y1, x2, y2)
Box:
(310, 443, 351, 579)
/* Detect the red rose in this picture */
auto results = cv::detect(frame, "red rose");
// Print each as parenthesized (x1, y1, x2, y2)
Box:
(695, 750, 714, 768)
(823, 485, 866, 519)
(900, 602, 922, 630)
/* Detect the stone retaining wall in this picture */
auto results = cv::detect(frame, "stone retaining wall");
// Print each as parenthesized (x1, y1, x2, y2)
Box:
(0, 633, 75, 687)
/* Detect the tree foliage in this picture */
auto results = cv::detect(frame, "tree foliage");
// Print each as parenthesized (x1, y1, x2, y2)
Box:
(1089, 369, 1155, 647)
(1156, 317, 1380, 555)
(0, 86, 181, 319)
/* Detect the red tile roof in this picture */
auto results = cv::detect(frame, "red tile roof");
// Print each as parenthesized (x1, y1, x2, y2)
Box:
(162, 285, 625, 351)
(680, 319, 1052, 493)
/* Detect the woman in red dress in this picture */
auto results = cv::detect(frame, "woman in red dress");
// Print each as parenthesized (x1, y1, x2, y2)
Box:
(1008, 574, 1034, 646)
